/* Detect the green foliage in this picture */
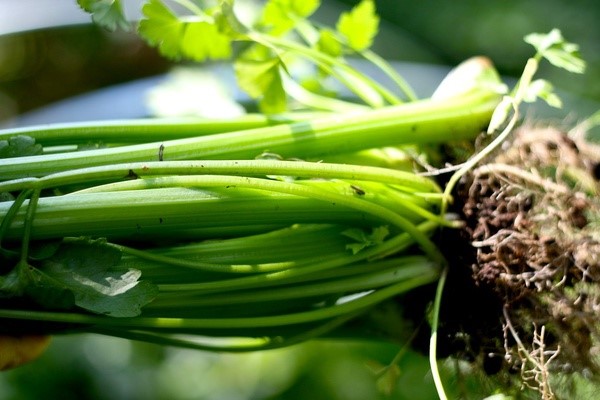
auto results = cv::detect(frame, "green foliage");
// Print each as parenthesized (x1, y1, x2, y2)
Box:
(342, 226, 389, 254)
(336, 0, 379, 52)
(76, 0, 412, 112)
(316, 28, 342, 57)
(77, 0, 130, 31)
(0, 239, 158, 317)
(260, 0, 320, 35)
(522, 79, 562, 108)
(234, 46, 287, 113)
(525, 28, 586, 73)
(0, 135, 42, 158)
(138, 0, 232, 61)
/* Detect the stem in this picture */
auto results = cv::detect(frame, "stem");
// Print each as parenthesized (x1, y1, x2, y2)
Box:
(19, 189, 41, 263)
(441, 56, 539, 213)
(247, 32, 402, 107)
(0, 189, 33, 247)
(156, 221, 437, 293)
(70, 174, 445, 262)
(0, 89, 501, 180)
(430, 266, 449, 400)
(150, 261, 437, 309)
(90, 311, 363, 352)
(0, 159, 440, 194)
(361, 49, 418, 102)
(0, 116, 285, 146)
(0, 272, 438, 330)
(170, 0, 205, 16)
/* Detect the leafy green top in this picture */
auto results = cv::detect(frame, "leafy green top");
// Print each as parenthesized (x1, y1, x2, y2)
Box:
(77, 0, 131, 31)
(78, 0, 408, 113)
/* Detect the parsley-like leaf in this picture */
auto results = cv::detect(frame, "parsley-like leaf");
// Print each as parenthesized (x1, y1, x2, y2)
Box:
(523, 79, 562, 108)
(77, 0, 131, 31)
(39, 238, 158, 317)
(336, 0, 379, 52)
(0, 136, 43, 159)
(0, 261, 75, 310)
(235, 46, 287, 113)
(138, 0, 232, 61)
(317, 28, 342, 57)
(260, 0, 320, 35)
(525, 29, 586, 74)
(0, 239, 158, 317)
(342, 226, 389, 254)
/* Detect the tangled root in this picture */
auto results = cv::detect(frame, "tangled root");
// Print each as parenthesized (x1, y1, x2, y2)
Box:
(439, 124, 600, 394)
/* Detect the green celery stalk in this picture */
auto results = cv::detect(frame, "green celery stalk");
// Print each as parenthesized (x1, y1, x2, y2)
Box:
(0, 87, 501, 180)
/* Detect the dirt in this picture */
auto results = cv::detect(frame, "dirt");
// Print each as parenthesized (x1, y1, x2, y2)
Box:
(429, 124, 600, 388)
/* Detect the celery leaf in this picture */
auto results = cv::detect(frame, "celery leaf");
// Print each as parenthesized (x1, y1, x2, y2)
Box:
(138, 0, 232, 61)
(525, 29, 586, 74)
(0, 239, 158, 317)
(317, 28, 342, 57)
(336, 0, 379, 52)
(261, 0, 320, 35)
(343, 226, 389, 254)
(39, 238, 158, 317)
(0, 136, 43, 159)
(77, 0, 131, 31)
(235, 47, 287, 113)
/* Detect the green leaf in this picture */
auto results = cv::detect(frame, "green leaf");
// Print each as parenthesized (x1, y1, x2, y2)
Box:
(525, 29, 586, 74)
(336, 0, 379, 51)
(0, 261, 75, 310)
(28, 241, 63, 261)
(523, 79, 562, 108)
(0, 239, 158, 317)
(317, 28, 342, 57)
(77, 0, 131, 31)
(234, 47, 287, 113)
(260, 0, 320, 35)
(342, 226, 389, 254)
(180, 21, 232, 60)
(0, 136, 43, 159)
(39, 238, 158, 317)
(138, 0, 232, 61)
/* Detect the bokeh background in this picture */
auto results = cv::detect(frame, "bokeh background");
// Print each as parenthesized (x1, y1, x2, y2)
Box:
(0, 1, 599, 399)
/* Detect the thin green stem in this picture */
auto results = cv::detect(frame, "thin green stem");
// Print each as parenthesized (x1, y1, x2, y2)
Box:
(0, 88, 500, 180)
(252, 32, 402, 106)
(67, 174, 443, 262)
(150, 261, 436, 309)
(0, 159, 440, 194)
(0, 272, 438, 330)
(0, 116, 282, 146)
(0, 189, 33, 247)
(115, 243, 300, 274)
(19, 189, 40, 263)
(441, 56, 539, 213)
(170, 0, 205, 16)
(157, 221, 438, 293)
(91, 311, 362, 353)
(361, 49, 418, 101)
(430, 266, 448, 400)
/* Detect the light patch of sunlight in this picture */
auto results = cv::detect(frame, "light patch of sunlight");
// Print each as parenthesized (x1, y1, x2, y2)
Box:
(146, 68, 246, 118)
(157, 346, 306, 400)
(82, 335, 133, 369)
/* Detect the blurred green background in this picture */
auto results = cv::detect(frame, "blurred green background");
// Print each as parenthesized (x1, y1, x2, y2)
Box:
(0, 1, 598, 399)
